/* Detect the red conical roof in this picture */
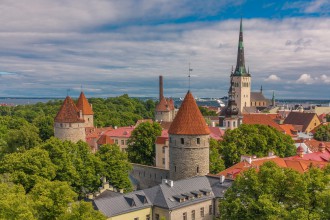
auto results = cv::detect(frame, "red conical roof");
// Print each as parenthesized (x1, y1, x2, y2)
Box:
(155, 96, 170, 112)
(168, 91, 210, 135)
(76, 92, 94, 115)
(55, 96, 84, 123)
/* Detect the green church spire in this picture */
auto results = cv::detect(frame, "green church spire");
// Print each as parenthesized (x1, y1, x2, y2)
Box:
(233, 18, 249, 77)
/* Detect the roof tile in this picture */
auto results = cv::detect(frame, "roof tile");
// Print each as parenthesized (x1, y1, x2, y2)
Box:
(55, 96, 84, 123)
(76, 92, 94, 115)
(168, 91, 210, 135)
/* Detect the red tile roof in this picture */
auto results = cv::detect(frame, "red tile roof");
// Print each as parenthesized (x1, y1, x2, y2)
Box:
(155, 96, 174, 112)
(208, 127, 224, 141)
(243, 114, 284, 132)
(279, 124, 298, 137)
(55, 96, 84, 123)
(287, 148, 330, 162)
(168, 91, 210, 135)
(210, 155, 329, 180)
(303, 139, 330, 152)
(97, 134, 114, 145)
(76, 92, 94, 115)
(156, 137, 168, 145)
(103, 126, 135, 138)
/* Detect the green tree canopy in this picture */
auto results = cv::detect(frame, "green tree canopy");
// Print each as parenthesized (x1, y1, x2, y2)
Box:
(209, 139, 225, 174)
(0, 182, 35, 220)
(221, 124, 296, 167)
(219, 162, 330, 220)
(127, 122, 162, 165)
(0, 147, 56, 192)
(29, 180, 77, 220)
(58, 201, 106, 220)
(314, 123, 330, 141)
(96, 144, 132, 192)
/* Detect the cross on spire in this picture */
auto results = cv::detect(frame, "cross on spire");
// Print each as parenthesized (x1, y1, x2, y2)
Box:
(188, 62, 193, 90)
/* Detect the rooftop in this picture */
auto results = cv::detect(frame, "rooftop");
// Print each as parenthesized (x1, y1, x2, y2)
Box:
(168, 91, 210, 135)
(54, 96, 84, 123)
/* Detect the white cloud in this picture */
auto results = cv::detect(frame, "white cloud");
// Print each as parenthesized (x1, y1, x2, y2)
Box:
(320, 74, 330, 84)
(265, 74, 281, 82)
(304, 0, 330, 13)
(296, 74, 315, 84)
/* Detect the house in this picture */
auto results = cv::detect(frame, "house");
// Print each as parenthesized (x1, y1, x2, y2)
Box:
(92, 176, 233, 220)
(100, 126, 135, 152)
(242, 114, 284, 133)
(283, 112, 321, 133)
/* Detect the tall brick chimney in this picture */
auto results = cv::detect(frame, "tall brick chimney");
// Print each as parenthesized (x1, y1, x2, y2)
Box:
(159, 75, 163, 101)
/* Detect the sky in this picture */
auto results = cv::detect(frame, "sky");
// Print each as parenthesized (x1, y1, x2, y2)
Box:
(0, 0, 329, 99)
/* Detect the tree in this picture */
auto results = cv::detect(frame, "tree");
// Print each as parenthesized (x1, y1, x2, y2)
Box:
(33, 115, 54, 141)
(199, 106, 217, 116)
(127, 122, 162, 165)
(96, 144, 132, 192)
(5, 124, 41, 153)
(221, 124, 296, 167)
(29, 180, 77, 220)
(314, 123, 330, 141)
(41, 138, 103, 196)
(219, 162, 330, 220)
(0, 182, 35, 220)
(209, 139, 225, 174)
(0, 147, 56, 192)
(58, 201, 106, 220)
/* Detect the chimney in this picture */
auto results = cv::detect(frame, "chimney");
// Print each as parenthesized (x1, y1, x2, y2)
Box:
(318, 142, 326, 153)
(219, 175, 225, 184)
(241, 155, 252, 164)
(167, 180, 174, 187)
(159, 75, 163, 101)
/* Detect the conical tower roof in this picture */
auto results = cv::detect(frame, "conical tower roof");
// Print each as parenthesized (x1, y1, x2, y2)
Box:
(76, 92, 94, 115)
(233, 18, 249, 77)
(168, 91, 210, 135)
(55, 96, 84, 123)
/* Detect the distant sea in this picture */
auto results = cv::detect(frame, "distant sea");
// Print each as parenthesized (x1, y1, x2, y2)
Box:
(0, 97, 329, 108)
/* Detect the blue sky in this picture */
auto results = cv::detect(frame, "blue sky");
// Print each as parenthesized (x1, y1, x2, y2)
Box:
(0, 0, 329, 99)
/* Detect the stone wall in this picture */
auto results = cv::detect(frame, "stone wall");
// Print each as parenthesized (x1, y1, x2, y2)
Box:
(130, 163, 169, 190)
(83, 114, 94, 127)
(169, 134, 209, 181)
(54, 122, 86, 143)
(155, 111, 172, 122)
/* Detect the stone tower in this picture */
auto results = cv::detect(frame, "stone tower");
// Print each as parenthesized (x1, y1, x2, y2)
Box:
(168, 91, 210, 181)
(54, 96, 86, 143)
(76, 91, 94, 128)
(232, 18, 251, 113)
(155, 75, 176, 122)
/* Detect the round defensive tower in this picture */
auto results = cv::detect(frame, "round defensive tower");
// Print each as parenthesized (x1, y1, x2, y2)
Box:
(168, 91, 210, 181)
(54, 96, 86, 143)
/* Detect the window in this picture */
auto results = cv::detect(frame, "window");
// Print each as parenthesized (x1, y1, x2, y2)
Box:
(60, 123, 63, 127)
(121, 140, 124, 145)
(191, 210, 195, 220)
(175, 166, 176, 172)
(162, 158, 165, 165)
(155, 214, 160, 220)
(227, 121, 230, 127)
(162, 146, 166, 153)
(134, 218, 139, 220)
(200, 207, 204, 217)
(209, 205, 212, 215)
(183, 212, 187, 220)
(197, 138, 200, 144)
(181, 138, 184, 144)
(197, 166, 199, 173)
(169, 137, 172, 143)
(115, 139, 118, 144)
(69, 123, 72, 127)
(146, 215, 150, 220)
(233, 121, 236, 127)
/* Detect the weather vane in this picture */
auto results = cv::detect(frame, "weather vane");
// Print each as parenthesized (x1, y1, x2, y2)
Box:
(188, 62, 193, 90)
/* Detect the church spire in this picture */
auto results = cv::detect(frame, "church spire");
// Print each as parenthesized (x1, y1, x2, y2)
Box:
(233, 18, 249, 77)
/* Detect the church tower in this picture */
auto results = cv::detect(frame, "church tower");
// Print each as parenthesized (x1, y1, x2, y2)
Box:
(232, 18, 251, 113)
(54, 96, 86, 143)
(223, 75, 242, 130)
(168, 91, 210, 181)
(76, 91, 94, 128)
